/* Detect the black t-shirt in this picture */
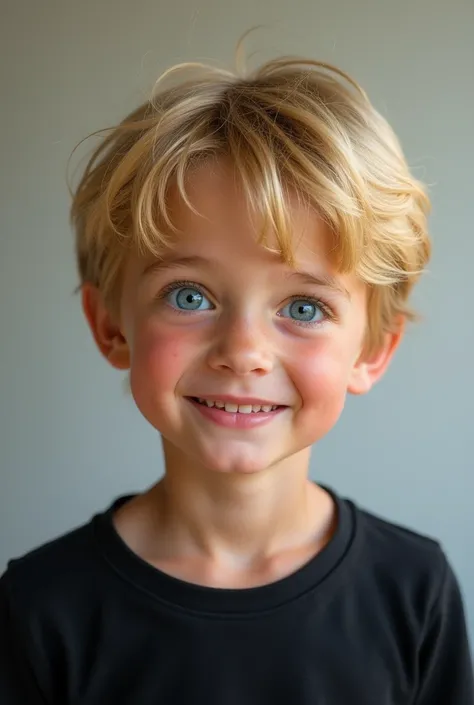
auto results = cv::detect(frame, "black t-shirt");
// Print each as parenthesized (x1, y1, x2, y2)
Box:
(1, 489, 472, 705)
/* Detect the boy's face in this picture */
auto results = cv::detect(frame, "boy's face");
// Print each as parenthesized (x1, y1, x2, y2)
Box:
(85, 159, 400, 476)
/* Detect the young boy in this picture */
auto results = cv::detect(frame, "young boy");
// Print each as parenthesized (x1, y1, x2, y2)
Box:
(1, 51, 472, 705)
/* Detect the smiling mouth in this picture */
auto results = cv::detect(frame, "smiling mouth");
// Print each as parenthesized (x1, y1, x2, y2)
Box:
(189, 398, 283, 414)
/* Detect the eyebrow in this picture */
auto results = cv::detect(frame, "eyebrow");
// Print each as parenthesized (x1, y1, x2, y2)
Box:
(141, 256, 212, 277)
(142, 255, 350, 299)
(287, 271, 351, 300)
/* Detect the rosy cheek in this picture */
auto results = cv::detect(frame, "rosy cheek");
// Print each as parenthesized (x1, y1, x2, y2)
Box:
(131, 323, 197, 390)
(285, 342, 350, 443)
(288, 340, 350, 399)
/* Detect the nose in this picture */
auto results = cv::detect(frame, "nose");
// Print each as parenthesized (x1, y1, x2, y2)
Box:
(206, 313, 274, 377)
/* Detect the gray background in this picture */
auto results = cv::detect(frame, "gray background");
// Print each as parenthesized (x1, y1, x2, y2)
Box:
(1, 0, 473, 640)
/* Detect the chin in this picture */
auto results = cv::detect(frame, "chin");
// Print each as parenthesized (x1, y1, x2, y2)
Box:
(203, 455, 271, 476)
(208, 462, 267, 476)
(195, 443, 279, 476)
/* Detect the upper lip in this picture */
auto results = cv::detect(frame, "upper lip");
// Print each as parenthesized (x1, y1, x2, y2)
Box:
(188, 395, 287, 406)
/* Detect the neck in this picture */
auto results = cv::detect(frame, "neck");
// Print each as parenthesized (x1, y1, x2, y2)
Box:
(146, 442, 332, 563)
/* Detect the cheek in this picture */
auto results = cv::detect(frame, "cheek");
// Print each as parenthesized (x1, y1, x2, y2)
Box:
(292, 341, 351, 389)
(285, 341, 354, 445)
(287, 338, 356, 425)
(129, 323, 197, 397)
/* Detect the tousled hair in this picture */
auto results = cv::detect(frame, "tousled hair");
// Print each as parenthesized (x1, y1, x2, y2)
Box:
(70, 51, 430, 353)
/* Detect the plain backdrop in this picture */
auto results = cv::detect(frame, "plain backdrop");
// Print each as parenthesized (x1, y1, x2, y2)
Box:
(1, 0, 473, 640)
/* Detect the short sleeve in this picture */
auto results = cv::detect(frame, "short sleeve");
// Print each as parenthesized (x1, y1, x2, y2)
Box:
(415, 554, 474, 704)
(0, 572, 48, 704)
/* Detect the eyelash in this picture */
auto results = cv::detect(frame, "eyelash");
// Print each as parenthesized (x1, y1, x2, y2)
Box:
(281, 293, 335, 328)
(157, 280, 336, 327)
(158, 280, 211, 315)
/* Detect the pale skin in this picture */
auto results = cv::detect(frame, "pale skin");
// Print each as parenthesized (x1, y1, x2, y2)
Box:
(83, 159, 402, 589)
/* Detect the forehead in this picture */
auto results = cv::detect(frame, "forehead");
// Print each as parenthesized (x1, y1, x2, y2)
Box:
(124, 159, 365, 307)
(158, 159, 336, 270)
(121, 160, 366, 314)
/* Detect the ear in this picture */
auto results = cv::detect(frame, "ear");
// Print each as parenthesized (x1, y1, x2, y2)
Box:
(81, 283, 130, 370)
(348, 320, 404, 396)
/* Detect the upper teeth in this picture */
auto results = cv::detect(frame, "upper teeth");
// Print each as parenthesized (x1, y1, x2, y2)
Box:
(197, 399, 278, 413)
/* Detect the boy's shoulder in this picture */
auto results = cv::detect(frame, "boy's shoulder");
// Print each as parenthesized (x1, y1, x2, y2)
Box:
(352, 497, 450, 604)
(2, 504, 107, 615)
(356, 498, 445, 565)
(357, 500, 442, 553)
(3, 492, 448, 602)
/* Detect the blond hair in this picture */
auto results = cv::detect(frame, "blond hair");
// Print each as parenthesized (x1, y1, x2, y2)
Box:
(70, 53, 430, 354)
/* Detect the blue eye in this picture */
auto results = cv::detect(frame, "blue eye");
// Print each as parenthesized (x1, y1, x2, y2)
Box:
(166, 285, 213, 311)
(280, 299, 325, 324)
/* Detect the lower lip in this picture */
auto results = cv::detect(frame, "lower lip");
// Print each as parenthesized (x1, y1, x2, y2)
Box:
(187, 398, 286, 429)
